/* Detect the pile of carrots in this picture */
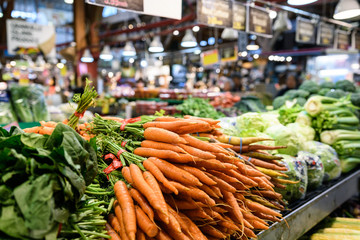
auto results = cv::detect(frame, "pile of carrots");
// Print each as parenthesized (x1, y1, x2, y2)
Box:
(104, 116, 288, 240)
(23, 121, 57, 135)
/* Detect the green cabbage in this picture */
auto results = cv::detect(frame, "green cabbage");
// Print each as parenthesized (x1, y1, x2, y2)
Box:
(265, 124, 301, 156)
(301, 141, 341, 181)
(276, 154, 308, 202)
(235, 112, 280, 133)
(287, 123, 315, 142)
(297, 151, 324, 190)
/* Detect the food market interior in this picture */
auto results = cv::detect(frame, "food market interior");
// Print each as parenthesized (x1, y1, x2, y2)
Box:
(1, 0, 360, 239)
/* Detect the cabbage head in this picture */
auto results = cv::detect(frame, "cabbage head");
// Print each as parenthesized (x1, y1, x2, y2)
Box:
(287, 123, 315, 142)
(265, 124, 301, 156)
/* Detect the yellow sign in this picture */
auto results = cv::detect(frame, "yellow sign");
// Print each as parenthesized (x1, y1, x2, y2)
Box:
(201, 49, 219, 66)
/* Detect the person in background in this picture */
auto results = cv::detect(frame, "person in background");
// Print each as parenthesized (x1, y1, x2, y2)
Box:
(276, 72, 298, 97)
(231, 73, 242, 92)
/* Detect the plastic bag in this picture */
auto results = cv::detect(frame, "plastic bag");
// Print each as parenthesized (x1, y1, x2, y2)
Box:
(26, 84, 49, 121)
(277, 154, 308, 202)
(10, 84, 33, 122)
(302, 141, 341, 182)
(297, 151, 324, 190)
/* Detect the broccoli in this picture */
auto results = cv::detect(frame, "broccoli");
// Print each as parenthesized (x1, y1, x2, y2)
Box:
(320, 81, 335, 89)
(299, 81, 320, 94)
(295, 97, 307, 106)
(318, 88, 331, 96)
(350, 92, 360, 107)
(325, 89, 347, 99)
(284, 89, 310, 99)
(273, 96, 288, 109)
(284, 90, 298, 99)
(335, 80, 356, 92)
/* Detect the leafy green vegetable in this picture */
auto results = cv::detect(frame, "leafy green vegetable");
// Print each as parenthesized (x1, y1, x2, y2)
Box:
(0, 102, 17, 124)
(335, 80, 356, 92)
(176, 97, 225, 119)
(318, 88, 331, 96)
(26, 84, 49, 122)
(299, 81, 320, 94)
(287, 123, 315, 142)
(297, 151, 324, 190)
(284, 89, 310, 99)
(273, 96, 288, 110)
(350, 92, 360, 107)
(320, 81, 335, 89)
(0, 123, 98, 239)
(234, 96, 266, 113)
(236, 112, 280, 133)
(296, 111, 312, 126)
(320, 130, 360, 145)
(325, 89, 347, 99)
(9, 84, 34, 122)
(276, 154, 308, 202)
(295, 97, 307, 106)
(265, 124, 301, 156)
(278, 104, 303, 125)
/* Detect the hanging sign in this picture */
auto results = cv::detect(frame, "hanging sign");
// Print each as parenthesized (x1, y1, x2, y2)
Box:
(238, 31, 248, 51)
(197, 0, 232, 28)
(201, 49, 219, 66)
(295, 17, 316, 44)
(247, 6, 272, 38)
(6, 20, 56, 57)
(221, 46, 238, 63)
(317, 22, 334, 46)
(232, 2, 246, 31)
(336, 30, 349, 50)
(85, 0, 182, 20)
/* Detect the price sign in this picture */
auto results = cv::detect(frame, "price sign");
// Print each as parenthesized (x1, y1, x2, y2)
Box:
(296, 17, 316, 44)
(232, 2, 246, 31)
(197, 0, 232, 28)
(247, 6, 272, 38)
(86, 0, 143, 11)
(201, 49, 219, 66)
(317, 22, 334, 46)
(337, 30, 349, 50)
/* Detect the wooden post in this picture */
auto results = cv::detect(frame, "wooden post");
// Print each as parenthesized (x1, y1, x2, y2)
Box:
(74, 0, 87, 87)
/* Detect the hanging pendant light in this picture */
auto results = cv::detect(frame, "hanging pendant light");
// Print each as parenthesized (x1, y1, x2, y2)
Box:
(100, 45, 113, 61)
(246, 40, 259, 51)
(221, 28, 239, 40)
(333, 0, 360, 20)
(81, 49, 94, 63)
(287, 0, 317, 6)
(123, 41, 136, 57)
(181, 29, 198, 48)
(148, 36, 164, 53)
(64, 0, 73, 4)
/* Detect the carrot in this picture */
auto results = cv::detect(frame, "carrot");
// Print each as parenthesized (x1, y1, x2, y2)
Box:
(248, 158, 288, 171)
(251, 190, 283, 200)
(38, 126, 54, 135)
(217, 135, 274, 145)
(174, 165, 217, 185)
(40, 121, 57, 128)
(141, 140, 186, 154)
(254, 212, 281, 222)
(243, 226, 257, 238)
(170, 181, 216, 206)
(247, 219, 269, 230)
(114, 200, 129, 240)
(272, 178, 300, 184)
(256, 167, 289, 178)
(219, 217, 240, 231)
(200, 225, 226, 239)
(223, 191, 244, 225)
(177, 143, 216, 159)
(249, 176, 274, 191)
(182, 209, 213, 221)
(211, 186, 223, 198)
(244, 151, 284, 161)
(202, 207, 225, 221)
(176, 123, 212, 135)
(204, 206, 228, 213)
(108, 213, 122, 234)
(181, 134, 228, 154)
(224, 169, 258, 187)
(135, 147, 182, 161)
(135, 205, 158, 237)
(114, 181, 136, 240)
(232, 144, 287, 153)
(136, 228, 146, 240)
(143, 121, 195, 132)
(208, 170, 240, 183)
(242, 211, 267, 224)
(143, 171, 169, 224)
(106, 223, 121, 240)
(102, 116, 124, 122)
(188, 159, 236, 170)
(234, 192, 246, 202)
(122, 167, 133, 184)
(143, 159, 178, 194)
(129, 188, 155, 222)
(190, 133, 215, 138)
(269, 200, 285, 210)
(178, 212, 207, 240)
(237, 164, 267, 177)
(206, 173, 236, 193)
(155, 230, 172, 240)
(167, 205, 191, 235)
(144, 127, 187, 144)
(129, 164, 165, 220)
(23, 126, 42, 134)
(245, 199, 282, 217)
(198, 184, 219, 198)
(183, 115, 220, 125)
(148, 157, 202, 186)
(154, 116, 179, 122)
(273, 181, 286, 189)
(212, 142, 233, 149)
(166, 197, 200, 210)
(158, 222, 191, 240)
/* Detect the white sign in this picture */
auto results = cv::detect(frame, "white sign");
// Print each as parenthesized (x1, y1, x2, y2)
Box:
(6, 20, 56, 56)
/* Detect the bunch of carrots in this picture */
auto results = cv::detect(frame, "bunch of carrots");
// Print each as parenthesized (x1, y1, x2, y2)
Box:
(98, 116, 289, 240)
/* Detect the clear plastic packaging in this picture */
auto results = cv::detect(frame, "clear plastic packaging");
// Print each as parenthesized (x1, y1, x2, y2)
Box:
(297, 151, 324, 190)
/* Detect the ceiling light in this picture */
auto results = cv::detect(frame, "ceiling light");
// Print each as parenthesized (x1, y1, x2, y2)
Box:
(268, 55, 274, 61)
(253, 54, 259, 59)
(241, 51, 248, 57)
(269, 10, 277, 19)
(64, 0, 73, 4)
(148, 36, 164, 53)
(287, 0, 317, 6)
(333, 0, 360, 20)
(100, 45, 113, 61)
(194, 49, 201, 55)
(192, 26, 200, 32)
(56, 63, 64, 69)
(246, 41, 259, 51)
(181, 29, 198, 48)
(81, 49, 94, 63)
(10, 61, 16, 67)
(208, 37, 215, 45)
(200, 40, 207, 46)
(129, 58, 135, 63)
(280, 56, 285, 62)
(140, 60, 148, 68)
(221, 28, 239, 40)
(123, 41, 136, 57)
(286, 56, 292, 62)
(173, 30, 179, 36)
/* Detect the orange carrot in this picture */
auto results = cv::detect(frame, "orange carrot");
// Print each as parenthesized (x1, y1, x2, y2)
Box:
(141, 140, 186, 154)
(143, 159, 178, 194)
(200, 225, 226, 239)
(174, 165, 217, 185)
(129, 164, 165, 221)
(108, 213, 122, 234)
(225, 169, 258, 187)
(245, 199, 281, 217)
(143, 171, 169, 224)
(148, 157, 202, 186)
(247, 219, 270, 230)
(129, 188, 154, 222)
(211, 186, 223, 198)
(114, 181, 136, 240)
(251, 190, 283, 200)
(113, 200, 129, 240)
(143, 121, 192, 132)
(135, 205, 158, 237)
(223, 191, 244, 225)
(243, 226, 257, 238)
(188, 159, 236, 170)
(247, 157, 288, 171)
(183, 115, 220, 125)
(166, 197, 200, 210)
(144, 127, 187, 144)
(181, 134, 228, 154)
(122, 167, 133, 184)
(212, 142, 233, 149)
(136, 228, 146, 240)
(254, 212, 281, 222)
(38, 126, 54, 135)
(106, 223, 121, 240)
(198, 184, 219, 198)
(178, 212, 208, 240)
(206, 173, 237, 193)
(177, 143, 216, 159)
(170, 181, 215, 206)
(219, 218, 240, 231)
(23, 126, 42, 134)
(182, 209, 213, 221)
(40, 121, 57, 128)
(202, 207, 225, 221)
(154, 116, 179, 122)
(208, 170, 240, 183)
(159, 222, 191, 240)
(155, 230, 172, 240)
(167, 205, 190, 234)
